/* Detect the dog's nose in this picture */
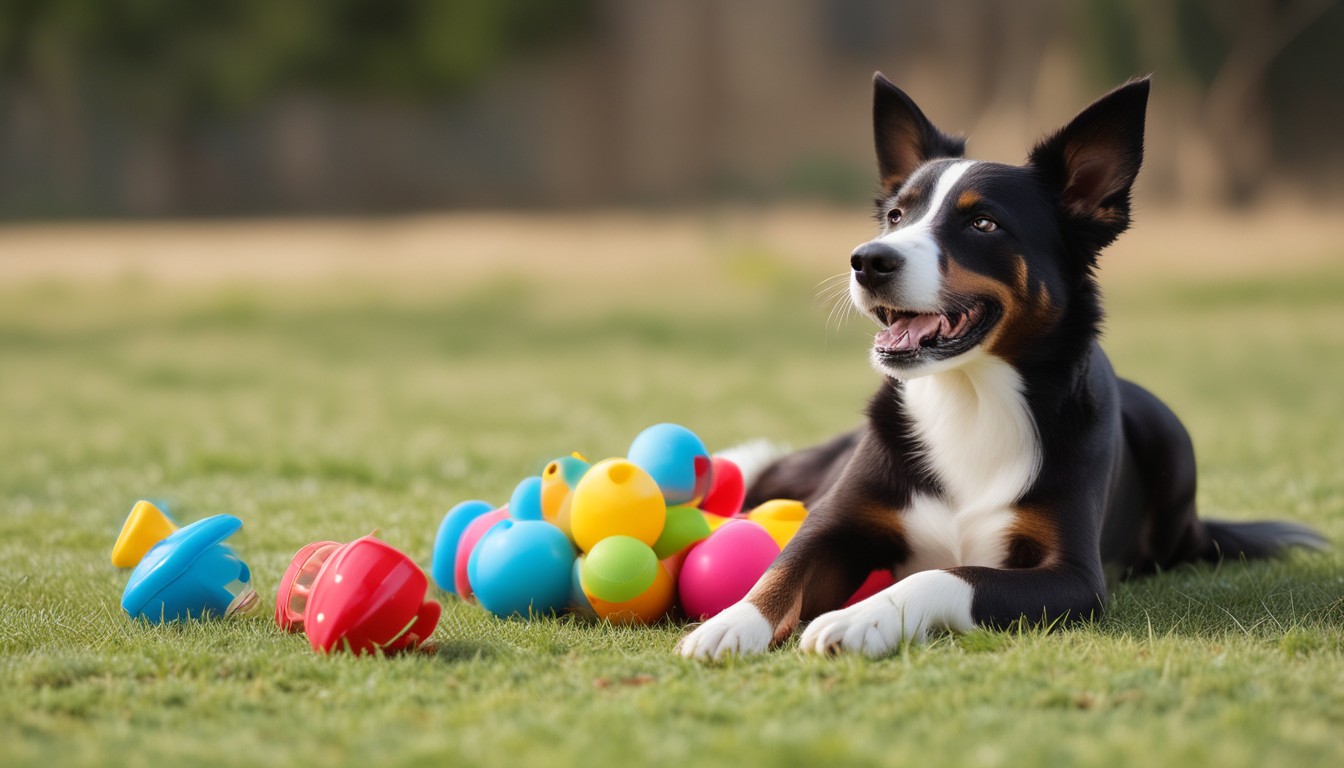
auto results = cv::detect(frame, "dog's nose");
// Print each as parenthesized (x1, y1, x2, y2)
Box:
(850, 241, 902, 289)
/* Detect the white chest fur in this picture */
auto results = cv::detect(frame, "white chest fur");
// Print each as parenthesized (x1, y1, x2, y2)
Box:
(896, 355, 1041, 572)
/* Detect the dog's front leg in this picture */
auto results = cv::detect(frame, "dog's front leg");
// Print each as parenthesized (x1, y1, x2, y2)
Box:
(674, 562, 806, 661)
(677, 525, 883, 661)
(799, 564, 1106, 657)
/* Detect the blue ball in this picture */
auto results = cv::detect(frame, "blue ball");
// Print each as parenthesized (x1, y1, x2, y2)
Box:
(509, 476, 544, 521)
(468, 519, 575, 618)
(431, 499, 496, 594)
(627, 423, 710, 505)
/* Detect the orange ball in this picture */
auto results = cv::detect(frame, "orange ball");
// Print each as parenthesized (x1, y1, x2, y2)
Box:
(586, 561, 675, 625)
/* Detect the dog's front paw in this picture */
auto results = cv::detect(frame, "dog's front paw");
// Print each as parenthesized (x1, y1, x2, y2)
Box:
(677, 602, 773, 661)
(798, 570, 976, 658)
(798, 598, 915, 657)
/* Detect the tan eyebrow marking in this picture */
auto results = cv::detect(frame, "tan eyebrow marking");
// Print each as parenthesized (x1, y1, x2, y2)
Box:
(957, 190, 982, 210)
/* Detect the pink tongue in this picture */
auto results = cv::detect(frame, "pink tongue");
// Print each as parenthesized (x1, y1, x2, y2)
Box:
(875, 313, 945, 351)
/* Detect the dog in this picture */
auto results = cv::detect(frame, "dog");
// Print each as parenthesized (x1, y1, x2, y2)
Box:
(677, 73, 1325, 660)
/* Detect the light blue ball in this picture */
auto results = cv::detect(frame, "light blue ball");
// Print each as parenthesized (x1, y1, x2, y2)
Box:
(627, 423, 710, 505)
(467, 519, 575, 618)
(431, 499, 496, 594)
(510, 476, 544, 521)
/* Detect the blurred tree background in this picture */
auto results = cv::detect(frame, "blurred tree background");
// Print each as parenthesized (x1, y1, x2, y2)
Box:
(0, 0, 1338, 218)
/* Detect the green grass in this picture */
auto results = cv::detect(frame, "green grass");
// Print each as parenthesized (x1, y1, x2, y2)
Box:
(2, 248, 1343, 768)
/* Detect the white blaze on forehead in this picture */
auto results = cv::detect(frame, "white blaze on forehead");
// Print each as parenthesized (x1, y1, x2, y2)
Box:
(862, 160, 978, 311)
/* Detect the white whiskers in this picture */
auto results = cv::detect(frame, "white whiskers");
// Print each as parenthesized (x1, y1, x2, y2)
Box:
(816, 272, 860, 337)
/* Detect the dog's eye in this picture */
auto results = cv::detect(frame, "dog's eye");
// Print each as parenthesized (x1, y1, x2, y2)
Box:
(886, 208, 903, 226)
(971, 216, 998, 232)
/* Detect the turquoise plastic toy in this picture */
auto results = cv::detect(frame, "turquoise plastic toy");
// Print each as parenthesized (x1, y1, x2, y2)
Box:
(115, 503, 258, 623)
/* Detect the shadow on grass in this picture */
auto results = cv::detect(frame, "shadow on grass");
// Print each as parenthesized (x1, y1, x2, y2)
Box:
(432, 638, 503, 663)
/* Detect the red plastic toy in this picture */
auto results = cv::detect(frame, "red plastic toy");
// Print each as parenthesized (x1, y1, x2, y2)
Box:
(276, 534, 440, 655)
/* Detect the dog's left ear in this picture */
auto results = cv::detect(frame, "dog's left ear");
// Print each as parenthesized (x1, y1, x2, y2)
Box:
(1029, 77, 1149, 248)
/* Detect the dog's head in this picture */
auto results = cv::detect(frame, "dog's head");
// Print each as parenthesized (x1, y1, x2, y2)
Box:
(850, 74, 1149, 379)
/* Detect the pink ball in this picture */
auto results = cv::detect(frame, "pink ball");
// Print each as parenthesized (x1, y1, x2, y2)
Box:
(453, 508, 509, 600)
(678, 519, 780, 620)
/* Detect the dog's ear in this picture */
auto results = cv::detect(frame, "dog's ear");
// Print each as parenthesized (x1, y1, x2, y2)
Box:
(1029, 78, 1149, 249)
(873, 73, 965, 192)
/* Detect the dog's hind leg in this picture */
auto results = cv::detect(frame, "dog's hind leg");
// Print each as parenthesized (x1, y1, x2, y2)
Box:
(737, 427, 863, 508)
(1114, 378, 1204, 571)
(1116, 379, 1325, 572)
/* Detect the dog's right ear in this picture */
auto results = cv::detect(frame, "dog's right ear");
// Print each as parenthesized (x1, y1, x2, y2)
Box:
(873, 73, 965, 192)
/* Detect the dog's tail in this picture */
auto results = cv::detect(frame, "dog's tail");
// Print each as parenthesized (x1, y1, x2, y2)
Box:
(1201, 519, 1328, 563)
(715, 438, 792, 490)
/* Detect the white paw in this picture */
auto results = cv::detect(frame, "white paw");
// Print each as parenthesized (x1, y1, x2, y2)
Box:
(677, 602, 773, 661)
(798, 570, 976, 658)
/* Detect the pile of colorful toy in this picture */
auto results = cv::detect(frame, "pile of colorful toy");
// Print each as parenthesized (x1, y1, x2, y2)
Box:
(432, 422, 817, 624)
(108, 422, 891, 653)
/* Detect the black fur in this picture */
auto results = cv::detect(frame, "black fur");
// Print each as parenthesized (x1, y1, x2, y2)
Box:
(688, 76, 1325, 657)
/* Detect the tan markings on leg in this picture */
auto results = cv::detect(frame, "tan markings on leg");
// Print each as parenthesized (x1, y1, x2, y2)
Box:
(1005, 504, 1062, 570)
(744, 567, 806, 644)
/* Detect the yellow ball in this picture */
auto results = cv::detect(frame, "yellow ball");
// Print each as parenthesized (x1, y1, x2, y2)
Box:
(569, 458, 667, 552)
(747, 498, 809, 549)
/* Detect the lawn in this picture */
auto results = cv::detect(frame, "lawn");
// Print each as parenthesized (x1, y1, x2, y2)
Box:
(1, 209, 1342, 767)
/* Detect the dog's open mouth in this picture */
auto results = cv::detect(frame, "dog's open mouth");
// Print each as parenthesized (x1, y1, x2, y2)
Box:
(871, 301, 997, 358)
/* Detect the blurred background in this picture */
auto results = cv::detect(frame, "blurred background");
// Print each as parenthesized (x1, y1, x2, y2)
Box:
(1, 0, 1341, 219)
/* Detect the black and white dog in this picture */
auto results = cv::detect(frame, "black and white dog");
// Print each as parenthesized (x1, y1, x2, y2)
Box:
(678, 74, 1324, 660)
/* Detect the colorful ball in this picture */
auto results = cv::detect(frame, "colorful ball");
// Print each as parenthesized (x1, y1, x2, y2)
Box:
(453, 507, 509, 600)
(510, 476, 544, 521)
(568, 458, 666, 552)
(468, 518, 575, 618)
(431, 499, 495, 593)
(569, 557, 596, 618)
(627, 423, 712, 506)
(588, 561, 675, 625)
(678, 520, 780, 620)
(747, 498, 808, 549)
(541, 454, 589, 536)
(652, 504, 712, 560)
(699, 456, 746, 517)
(580, 535, 658, 603)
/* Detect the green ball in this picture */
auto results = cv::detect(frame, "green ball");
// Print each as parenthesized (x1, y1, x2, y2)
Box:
(653, 504, 712, 560)
(580, 536, 658, 603)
